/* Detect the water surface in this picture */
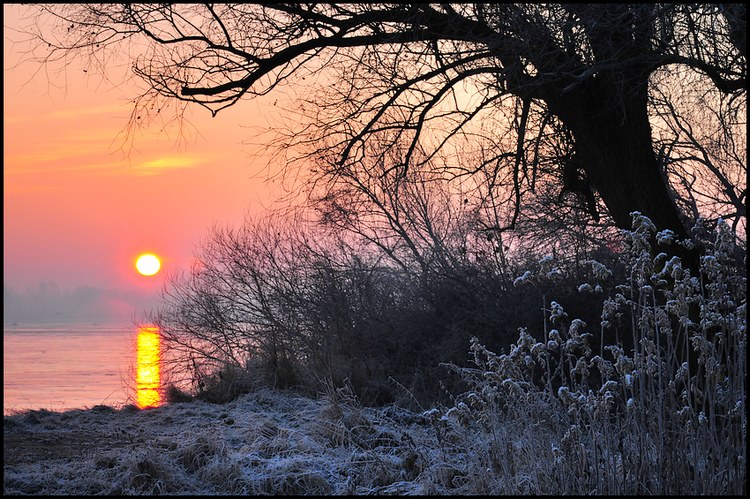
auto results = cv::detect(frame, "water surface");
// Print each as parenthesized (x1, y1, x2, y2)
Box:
(3, 322, 160, 414)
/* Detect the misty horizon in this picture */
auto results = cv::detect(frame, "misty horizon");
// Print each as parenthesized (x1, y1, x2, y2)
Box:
(3, 281, 162, 324)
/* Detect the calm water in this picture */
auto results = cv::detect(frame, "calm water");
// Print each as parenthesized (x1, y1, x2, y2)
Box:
(3, 322, 162, 415)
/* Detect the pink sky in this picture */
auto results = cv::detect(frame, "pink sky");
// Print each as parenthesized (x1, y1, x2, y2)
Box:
(4, 5, 285, 321)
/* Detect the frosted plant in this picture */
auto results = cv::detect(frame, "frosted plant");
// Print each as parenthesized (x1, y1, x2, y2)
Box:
(588, 259, 613, 281)
(435, 214, 745, 495)
(513, 270, 534, 287)
(656, 229, 675, 245)
(548, 301, 567, 323)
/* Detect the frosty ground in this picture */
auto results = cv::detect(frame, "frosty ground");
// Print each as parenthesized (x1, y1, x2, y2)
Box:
(4, 388, 475, 495)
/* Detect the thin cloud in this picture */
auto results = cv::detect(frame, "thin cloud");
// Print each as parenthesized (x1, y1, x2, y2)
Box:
(135, 155, 201, 175)
(4, 146, 129, 174)
(5, 159, 128, 175)
(4, 103, 129, 124)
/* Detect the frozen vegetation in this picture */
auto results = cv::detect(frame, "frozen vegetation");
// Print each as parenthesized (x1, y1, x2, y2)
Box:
(4, 215, 746, 495)
(4, 387, 451, 495)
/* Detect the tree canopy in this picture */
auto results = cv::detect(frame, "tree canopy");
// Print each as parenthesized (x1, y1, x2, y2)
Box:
(24, 4, 746, 265)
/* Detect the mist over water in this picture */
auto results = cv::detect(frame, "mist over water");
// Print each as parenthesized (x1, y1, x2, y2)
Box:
(3, 322, 157, 414)
(3, 282, 162, 324)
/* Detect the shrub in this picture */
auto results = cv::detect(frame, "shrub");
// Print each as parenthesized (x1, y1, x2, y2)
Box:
(431, 214, 746, 495)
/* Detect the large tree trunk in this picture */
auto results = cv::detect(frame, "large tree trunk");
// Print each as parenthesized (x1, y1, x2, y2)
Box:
(546, 70, 700, 270)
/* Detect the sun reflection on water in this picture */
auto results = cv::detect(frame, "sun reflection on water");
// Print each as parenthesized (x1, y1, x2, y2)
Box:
(136, 325, 161, 409)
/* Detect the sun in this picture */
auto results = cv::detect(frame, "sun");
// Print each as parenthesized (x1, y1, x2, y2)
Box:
(135, 253, 161, 276)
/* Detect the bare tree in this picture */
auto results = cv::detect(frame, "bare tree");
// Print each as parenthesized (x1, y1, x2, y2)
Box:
(650, 66, 746, 238)
(22, 3, 746, 268)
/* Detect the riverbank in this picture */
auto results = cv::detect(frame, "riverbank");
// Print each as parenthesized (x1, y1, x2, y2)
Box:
(4, 388, 450, 495)
(6, 382, 745, 495)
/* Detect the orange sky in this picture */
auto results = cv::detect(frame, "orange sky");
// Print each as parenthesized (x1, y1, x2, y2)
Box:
(3, 5, 287, 321)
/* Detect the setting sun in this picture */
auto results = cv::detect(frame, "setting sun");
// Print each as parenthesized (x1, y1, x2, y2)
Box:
(135, 253, 161, 276)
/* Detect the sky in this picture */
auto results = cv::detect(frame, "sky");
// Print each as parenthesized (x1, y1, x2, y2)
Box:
(3, 5, 286, 323)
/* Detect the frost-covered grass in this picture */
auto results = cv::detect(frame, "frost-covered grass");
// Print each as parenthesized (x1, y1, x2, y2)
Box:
(4, 387, 441, 495)
(4, 214, 745, 495)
